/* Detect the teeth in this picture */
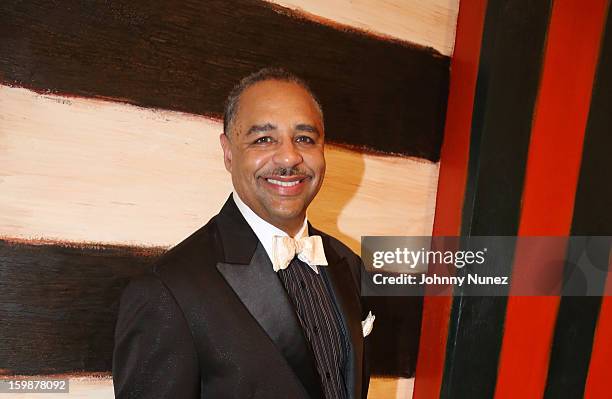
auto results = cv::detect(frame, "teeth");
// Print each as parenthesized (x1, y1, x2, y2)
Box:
(266, 178, 301, 187)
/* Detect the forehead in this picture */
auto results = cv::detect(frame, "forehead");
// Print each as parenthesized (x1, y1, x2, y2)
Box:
(235, 80, 322, 123)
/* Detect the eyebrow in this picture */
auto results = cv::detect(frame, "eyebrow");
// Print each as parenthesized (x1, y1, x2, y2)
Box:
(295, 124, 320, 135)
(246, 123, 320, 136)
(246, 123, 277, 135)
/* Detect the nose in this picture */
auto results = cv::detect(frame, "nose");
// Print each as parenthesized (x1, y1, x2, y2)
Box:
(273, 139, 303, 168)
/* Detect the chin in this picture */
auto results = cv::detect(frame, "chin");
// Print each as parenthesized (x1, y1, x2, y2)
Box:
(269, 206, 303, 220)
(267, 200, 307, 220)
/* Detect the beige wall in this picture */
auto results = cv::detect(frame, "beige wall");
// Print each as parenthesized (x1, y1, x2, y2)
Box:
(0, 85, 439, 253)
(267, 0, 459, 55)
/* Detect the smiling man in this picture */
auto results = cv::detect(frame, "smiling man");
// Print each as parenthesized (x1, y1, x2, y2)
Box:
(220, 74, 326, 238)
(113, 68, 371, 399)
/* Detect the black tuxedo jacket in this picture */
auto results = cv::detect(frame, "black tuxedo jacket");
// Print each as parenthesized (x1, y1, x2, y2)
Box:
(113, 195, 370, 398)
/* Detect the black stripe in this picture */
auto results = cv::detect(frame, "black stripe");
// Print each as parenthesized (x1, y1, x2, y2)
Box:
(363, 296, 422, 377)
(0, 0, 448, 160)
(567, 7, 612, 238)
(0, 240, 163, 374)
(441, 0, 552, 398)
(0, 241, 410, 375)
(544, 6, 612, 398)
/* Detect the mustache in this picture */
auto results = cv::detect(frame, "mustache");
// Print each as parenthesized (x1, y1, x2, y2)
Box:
(263, 167, 312, 177)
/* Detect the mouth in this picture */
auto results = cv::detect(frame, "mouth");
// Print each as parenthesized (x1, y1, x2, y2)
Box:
(265, 178, 304, 187)
(261, 175, 310, 195)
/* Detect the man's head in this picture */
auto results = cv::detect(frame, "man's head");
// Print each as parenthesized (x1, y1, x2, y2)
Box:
(220, 68, 326, 235)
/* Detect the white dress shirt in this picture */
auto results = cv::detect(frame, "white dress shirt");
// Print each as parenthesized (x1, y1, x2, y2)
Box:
(232, 191, 325, 273)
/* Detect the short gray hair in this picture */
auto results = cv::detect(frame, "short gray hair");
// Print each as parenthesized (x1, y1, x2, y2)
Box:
(223, 67, 324, 136)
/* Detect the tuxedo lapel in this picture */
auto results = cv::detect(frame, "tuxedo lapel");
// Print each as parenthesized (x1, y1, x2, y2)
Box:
(215, 196, 324, 399)
(314, 226, 364, 399)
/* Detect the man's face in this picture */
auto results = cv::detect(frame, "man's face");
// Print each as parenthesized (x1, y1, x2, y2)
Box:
(220, 80, 326, 234)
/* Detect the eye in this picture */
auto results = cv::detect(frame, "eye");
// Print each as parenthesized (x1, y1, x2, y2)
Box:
(253, 136, 273, 144)
(296, 135, 315, 144)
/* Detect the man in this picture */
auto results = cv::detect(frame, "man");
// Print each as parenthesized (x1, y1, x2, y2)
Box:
(113, 68, 371, 399)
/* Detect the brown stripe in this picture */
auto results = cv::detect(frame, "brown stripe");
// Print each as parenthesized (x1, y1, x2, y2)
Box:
(0, 239, 162, 374)
(0, 0, 448, 159)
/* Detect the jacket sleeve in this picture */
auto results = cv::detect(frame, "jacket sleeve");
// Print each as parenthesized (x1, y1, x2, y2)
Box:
(112, 274, 200, 399)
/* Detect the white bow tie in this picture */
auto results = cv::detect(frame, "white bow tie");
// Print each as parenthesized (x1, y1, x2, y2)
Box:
(271, 235, 328, 272)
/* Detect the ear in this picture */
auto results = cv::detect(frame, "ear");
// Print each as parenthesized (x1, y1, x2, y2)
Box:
(219, 133, 232, 173)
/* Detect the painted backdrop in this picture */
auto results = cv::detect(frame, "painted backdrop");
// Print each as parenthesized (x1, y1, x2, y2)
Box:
(0, 1, 458, 397)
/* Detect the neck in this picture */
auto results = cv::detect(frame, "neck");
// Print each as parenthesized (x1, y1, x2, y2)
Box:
(232, 191, 306, 237)
(260, 210, 306, 237)
(275, 219, 304, 238)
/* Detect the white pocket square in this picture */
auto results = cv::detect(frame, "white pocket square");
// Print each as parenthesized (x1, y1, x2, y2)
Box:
(361, 311, 375, 337)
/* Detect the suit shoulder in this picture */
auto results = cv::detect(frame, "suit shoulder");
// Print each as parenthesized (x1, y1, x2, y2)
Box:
(122, 271, 164, 295)
(117, 272, 180, 323)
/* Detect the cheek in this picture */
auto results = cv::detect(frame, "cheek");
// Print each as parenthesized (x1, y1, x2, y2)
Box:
(304, 151, 326, 176)
(238, 151, 273, 177)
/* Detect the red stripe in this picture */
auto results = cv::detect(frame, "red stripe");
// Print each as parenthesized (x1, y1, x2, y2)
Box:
(412, 1, 487, 398)
(494, 0, 608, 398)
